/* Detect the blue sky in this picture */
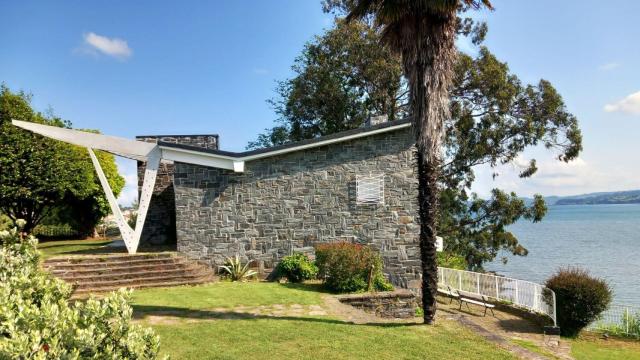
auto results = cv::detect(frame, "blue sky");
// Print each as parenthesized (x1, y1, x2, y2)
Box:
(1, 1, 639, 205)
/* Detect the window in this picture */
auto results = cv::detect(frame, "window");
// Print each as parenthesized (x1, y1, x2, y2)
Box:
(356, 174, 384, 204)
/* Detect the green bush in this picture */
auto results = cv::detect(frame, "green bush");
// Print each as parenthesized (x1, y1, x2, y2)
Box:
(437, 252, 467, 270)
(545, 267, 612, 337)
(0, 224, 161, 358)
(315, 242, 393, 293)
(275, 253, 318, 283)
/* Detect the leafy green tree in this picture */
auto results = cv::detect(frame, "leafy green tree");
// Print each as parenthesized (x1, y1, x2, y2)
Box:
(251, 10, 581, 272)
(254, 1, 582, 323)
(0, 85, 124, 235)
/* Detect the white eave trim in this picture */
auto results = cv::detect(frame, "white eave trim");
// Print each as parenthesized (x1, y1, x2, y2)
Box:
(158, 121, 411, 172)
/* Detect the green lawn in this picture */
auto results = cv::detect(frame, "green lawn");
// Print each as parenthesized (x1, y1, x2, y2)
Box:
(132, 283, 516, 360)
(571, 338, 640, 360)
(37, 238, 112, 259)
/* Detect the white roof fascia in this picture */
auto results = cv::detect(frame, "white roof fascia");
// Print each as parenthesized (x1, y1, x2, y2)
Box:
(12, 120, 157, 159)
(160, 147, 237, 171)
(158, 121, 411, 173)
(239, 122, 411, 162)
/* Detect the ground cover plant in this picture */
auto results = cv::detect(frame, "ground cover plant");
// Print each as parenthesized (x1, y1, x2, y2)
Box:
(315, 242, 392, 293)
(0, 223, 160, 359)
(546, 267, 612, 337)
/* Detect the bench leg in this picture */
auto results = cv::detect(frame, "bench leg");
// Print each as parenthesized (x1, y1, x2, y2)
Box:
(483, 306, 488, 317)
(490, 307, 495, 317)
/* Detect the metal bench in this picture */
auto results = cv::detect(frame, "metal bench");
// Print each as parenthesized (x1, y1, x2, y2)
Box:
(458, 290, 495, 316)
(437, 285, 461, 305)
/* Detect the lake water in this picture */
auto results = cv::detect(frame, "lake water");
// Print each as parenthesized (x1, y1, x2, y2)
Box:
(485, 204, 640, 306)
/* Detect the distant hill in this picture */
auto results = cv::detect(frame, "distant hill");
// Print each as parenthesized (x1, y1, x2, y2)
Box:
(523, 190, 640, 206)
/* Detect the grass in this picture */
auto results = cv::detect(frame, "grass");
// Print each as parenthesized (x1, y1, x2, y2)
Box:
(132, 282, 516, 360)
(132, 282, 326, 311)
(37, 238, 112, 259)
(510, 339, 560, 359)
(570, 336, 640, 360)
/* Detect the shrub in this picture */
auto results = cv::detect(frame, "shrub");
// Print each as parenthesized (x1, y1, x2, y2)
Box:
(315, 242, 393, 293)
(0, 223, 161, 359)
(545, 267, 612, 337)
(219, 254, 257, 281)
(275, 253, 318, 283)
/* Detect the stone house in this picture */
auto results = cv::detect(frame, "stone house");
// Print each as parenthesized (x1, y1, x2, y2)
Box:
(138, 118, 421, 290)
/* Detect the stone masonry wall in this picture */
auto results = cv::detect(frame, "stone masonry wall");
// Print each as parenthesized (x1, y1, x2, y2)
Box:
(172, 127, 421, 290)
(136, 135, 218, 246)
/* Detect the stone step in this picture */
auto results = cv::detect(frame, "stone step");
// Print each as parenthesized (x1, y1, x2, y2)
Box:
(44, 257, 184, 271)
(44, 252, 217, 297)
(69, 273, 211, 290)
(44, 252, 175, 266)
(49, 262, 193, 277)
(71, 277, 214, 298)
(55, 267, 204, 282)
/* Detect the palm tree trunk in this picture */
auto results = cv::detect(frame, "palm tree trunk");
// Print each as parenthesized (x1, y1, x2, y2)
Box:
(402, 12, 458, 324)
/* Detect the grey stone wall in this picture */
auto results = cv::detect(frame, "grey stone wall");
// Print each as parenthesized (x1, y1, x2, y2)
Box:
(337, 290, 417, 318)
(136, 135, 218, 246)
(173, 127, 421, 290)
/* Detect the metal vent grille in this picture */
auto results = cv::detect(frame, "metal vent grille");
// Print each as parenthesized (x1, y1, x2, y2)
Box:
(356, 174, 384, 204)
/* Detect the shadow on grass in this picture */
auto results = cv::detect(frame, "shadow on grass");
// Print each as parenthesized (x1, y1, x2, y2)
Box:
(132, 304, 420, 328)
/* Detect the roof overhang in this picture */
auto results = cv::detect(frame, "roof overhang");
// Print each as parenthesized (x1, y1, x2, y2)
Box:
(13, 118, 412, 173)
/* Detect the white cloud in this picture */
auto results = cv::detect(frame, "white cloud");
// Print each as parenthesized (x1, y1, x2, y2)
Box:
(604, 91, 640, 115)
(116, 159, 138, 206)
(472, 153, 640, 198)
(599, 62, 620, 71)
(81, 32, 132, 60)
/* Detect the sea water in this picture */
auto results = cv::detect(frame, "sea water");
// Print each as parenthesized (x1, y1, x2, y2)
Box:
(485, 204, 640, 306)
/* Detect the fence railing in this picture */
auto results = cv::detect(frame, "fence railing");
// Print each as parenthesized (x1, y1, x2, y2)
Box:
(438, 267, 557, 326)
(588, 304, 640, 338)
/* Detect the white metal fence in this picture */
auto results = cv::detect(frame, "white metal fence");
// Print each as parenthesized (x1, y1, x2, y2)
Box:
(438, 267, 557, 326)
(588, 304, 640, 337)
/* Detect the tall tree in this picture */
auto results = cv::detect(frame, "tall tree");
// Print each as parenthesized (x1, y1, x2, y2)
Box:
(347, 0, 493, 324)
(0, 85, 124, 234)
(251, 16, 581, 272)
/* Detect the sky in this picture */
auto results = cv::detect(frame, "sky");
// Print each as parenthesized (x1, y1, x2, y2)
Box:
(1, 1, 639, 205)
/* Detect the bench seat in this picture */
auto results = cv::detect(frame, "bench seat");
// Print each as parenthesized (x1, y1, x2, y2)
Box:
(458, 291, 495, 316)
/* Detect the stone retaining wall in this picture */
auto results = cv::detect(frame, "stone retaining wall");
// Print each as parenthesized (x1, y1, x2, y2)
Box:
(337, 290, 417, 318)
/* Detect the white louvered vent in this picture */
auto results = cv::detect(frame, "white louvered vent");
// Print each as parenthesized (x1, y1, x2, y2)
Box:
(356, 174, 384, 204)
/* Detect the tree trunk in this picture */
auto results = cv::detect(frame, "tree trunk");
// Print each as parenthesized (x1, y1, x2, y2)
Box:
(401, 12, 458, 324)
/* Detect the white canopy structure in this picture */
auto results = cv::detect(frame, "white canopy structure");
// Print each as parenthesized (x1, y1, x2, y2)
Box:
(11, 120, 245, 254)
(13, 118, 412, 254)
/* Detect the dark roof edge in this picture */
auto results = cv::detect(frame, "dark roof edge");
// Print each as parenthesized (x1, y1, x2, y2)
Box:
(136, 134, 219, 139)
(158, 117, 412, 159)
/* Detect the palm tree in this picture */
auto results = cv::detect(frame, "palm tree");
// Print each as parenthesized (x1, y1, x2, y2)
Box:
(347, 0, 492, 324)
